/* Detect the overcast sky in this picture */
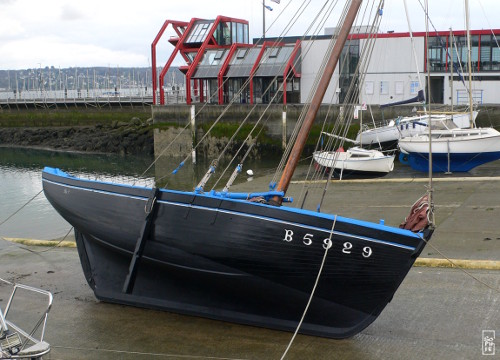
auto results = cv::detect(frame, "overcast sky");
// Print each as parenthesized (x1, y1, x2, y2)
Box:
(1, 0, 499, 70)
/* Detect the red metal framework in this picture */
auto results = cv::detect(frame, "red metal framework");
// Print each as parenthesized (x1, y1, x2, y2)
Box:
(152, 15, 302, 106)
(282, 39, 302, 105)
(152, 16, 249, 105)
(217, 43, 253, 105)
(185, 16, 249, 104)
(151, 20, 188, 105)
(248, 41, 284, 104)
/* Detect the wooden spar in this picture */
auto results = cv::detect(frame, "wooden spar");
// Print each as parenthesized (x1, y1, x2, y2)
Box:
(321, 131, 357, 144)
(273, 0, 363, 202)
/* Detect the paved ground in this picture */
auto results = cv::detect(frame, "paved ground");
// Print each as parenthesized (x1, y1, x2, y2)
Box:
(0, 242, 498, 360)
(0, 171, 499, 359)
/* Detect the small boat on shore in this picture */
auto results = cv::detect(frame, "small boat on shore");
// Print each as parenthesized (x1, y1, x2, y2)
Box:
(313, 147, 394, 179)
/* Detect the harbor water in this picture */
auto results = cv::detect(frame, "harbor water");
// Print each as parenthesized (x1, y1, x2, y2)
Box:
(0, 147, 280, 240)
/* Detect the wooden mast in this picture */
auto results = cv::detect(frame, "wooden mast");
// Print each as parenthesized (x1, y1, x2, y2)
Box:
(273, 0, 363, 202)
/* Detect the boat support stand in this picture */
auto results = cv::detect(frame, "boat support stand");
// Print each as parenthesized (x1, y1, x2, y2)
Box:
(122, 187, 161, 294)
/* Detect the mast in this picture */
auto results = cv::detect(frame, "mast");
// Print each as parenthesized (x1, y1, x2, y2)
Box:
(262, 1, 266, 38)
(450, 28, 454, 116)
(425, 0, 435, 226)
(403, 0, 425, 107)
(465, 0, 474, 128)
(273, 0, 363, 201)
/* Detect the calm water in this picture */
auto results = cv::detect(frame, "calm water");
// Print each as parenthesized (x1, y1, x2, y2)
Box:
(0, 147, 281, 240)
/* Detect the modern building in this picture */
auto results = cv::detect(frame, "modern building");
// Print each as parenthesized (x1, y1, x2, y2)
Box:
(152, 16, 301, 106)
(152, 16, 500, 106)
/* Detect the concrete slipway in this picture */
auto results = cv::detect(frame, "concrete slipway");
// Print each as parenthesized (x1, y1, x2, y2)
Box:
(0, 170, 499, 359)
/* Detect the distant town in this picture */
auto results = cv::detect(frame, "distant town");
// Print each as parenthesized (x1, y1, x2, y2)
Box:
(0, 66, 183, 96)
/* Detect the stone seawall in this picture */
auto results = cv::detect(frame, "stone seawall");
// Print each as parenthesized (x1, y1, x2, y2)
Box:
(152, 103, 500, 160)
(2, 103, 500, 157)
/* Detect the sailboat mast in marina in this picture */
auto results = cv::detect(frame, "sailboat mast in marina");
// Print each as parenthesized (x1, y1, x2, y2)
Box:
(274, 1, 361, 198)
(42, 0, 434, 339)
(398, 0, 500, 173)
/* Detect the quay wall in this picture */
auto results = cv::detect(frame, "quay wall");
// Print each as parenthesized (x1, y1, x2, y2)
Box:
(1, 104, 500, 157)
(152, 103, 500, 158)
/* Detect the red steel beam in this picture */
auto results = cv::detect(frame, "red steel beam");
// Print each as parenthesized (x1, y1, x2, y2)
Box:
(151, 20, 188, 105)
(248, 41, 284, 104)
(158, 18, 200, 105)
(217, 44, 252, 105)
(185, 16, 247, 104)
(282, 39, 302, 105)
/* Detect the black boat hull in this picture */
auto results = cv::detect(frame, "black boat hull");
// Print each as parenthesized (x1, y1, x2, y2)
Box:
(42, 168, 430, 338)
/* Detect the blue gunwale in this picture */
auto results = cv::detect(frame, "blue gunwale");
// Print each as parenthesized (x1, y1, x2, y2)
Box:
(42, 166, 423, 240)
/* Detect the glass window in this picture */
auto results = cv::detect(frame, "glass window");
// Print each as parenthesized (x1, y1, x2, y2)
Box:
(480, 35, 492, 70)
(269, 47, 280, 58)
(492, 47, 500, 70)
(216, 22, 231, 45)
(236, 48, 248, 59)
(222, 22, 231, 45)
(428, 36, 446, 72)
(232, 22, 237, 44)
(214, 50, 224, 60)
(237, 23, 244, 43)
(186, 22, 212, 43)
(470, 35, 479, 70)
(452, 36, 468, 71)
(380, 81, 389, 95)
(244, 24, 249, 43)
(395, 81, 404, 95)
(365, 81, 374, 95)
(410, 81, 419, 94)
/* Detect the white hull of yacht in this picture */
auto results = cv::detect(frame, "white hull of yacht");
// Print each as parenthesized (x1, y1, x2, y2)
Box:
(356, 112, 477, 149)
(313, 147, 395, 177)
(398, 127, 500, 172)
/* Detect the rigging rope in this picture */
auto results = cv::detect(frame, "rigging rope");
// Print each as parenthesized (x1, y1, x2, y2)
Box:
(191, 0, 343, 191)
(0, 187, 74, 254)
(0, 189, 43, 228)
(423, 239, 500, 294)
(272, 0, 347, 187)
(140, 0, 300, 183)
(297, 0, 384, 211)
(279, 215, 338, 360)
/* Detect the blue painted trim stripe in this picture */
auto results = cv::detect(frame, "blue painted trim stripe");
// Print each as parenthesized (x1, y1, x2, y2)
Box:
(43, 177, 417, 252)
(43, 178, 147, 201)
(157, 200, 416, 251)
(43, 167, 420, 239)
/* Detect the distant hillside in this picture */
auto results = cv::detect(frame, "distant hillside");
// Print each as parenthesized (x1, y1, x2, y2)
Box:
(0, 66, 183, 92)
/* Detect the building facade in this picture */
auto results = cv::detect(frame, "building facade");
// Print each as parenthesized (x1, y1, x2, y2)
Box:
(153, 17, 500, 106)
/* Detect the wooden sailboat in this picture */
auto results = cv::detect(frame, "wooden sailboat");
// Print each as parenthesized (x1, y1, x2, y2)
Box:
(42, 0, 433, 339)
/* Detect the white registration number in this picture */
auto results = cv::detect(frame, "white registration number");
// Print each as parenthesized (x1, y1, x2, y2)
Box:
(283, 229, 373, 258)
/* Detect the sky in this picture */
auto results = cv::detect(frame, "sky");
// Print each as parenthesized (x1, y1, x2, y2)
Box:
(1, 0, 499, 70)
